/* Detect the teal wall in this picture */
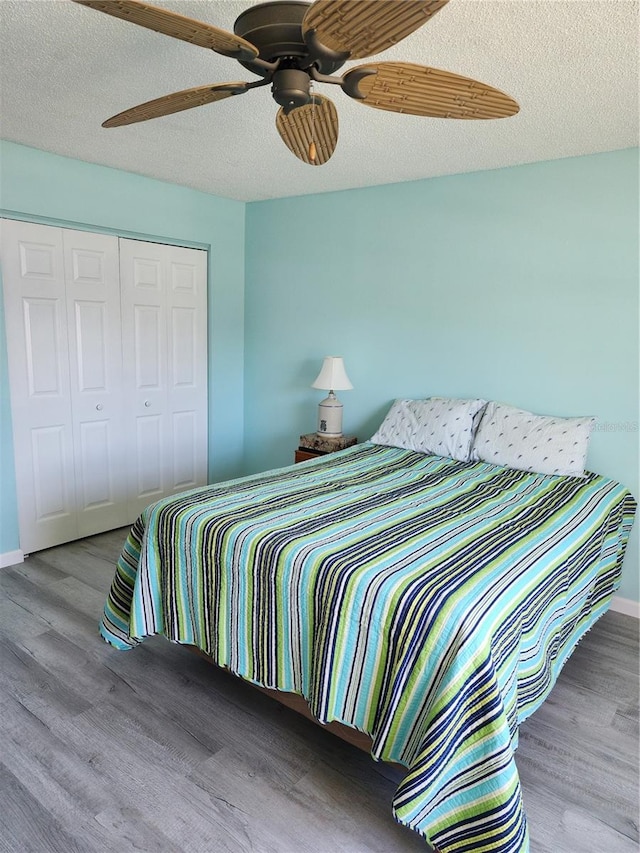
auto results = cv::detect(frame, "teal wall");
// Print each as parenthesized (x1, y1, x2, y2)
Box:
(0, 140, 246, 553)
(0, 262, 19, 554)
(244, 149, 639, 602)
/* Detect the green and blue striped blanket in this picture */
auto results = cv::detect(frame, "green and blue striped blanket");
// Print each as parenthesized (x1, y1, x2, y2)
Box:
(100, 443, 636, 853)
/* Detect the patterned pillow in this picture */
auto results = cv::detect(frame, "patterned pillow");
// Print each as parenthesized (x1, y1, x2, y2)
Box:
(370, 397, 487, 462)
(471, 402, 595, 477)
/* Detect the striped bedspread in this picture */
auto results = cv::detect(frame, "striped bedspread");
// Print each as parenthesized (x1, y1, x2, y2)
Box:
(100, 443, 636, 853)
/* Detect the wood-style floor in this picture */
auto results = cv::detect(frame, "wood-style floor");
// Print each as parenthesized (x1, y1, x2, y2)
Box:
(1, 528, 638, 853)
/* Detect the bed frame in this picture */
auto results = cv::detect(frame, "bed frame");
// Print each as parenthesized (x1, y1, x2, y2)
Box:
(193, 648, 387, 758)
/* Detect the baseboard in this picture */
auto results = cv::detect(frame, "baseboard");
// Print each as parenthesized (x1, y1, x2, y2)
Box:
(0, 549, 24, 569)
(610, 596, 640, 619)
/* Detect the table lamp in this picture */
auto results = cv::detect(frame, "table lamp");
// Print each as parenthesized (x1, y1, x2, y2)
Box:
(312, 356, 353, 437)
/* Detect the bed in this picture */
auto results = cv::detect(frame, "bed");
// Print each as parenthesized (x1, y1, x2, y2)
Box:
(100, 429, 636, 853)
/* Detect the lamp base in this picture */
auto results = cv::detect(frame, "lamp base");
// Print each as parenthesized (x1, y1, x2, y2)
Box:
(317, 392, 343, 436)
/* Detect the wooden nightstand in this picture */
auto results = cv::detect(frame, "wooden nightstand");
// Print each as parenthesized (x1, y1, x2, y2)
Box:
(295, 433, 357, 463)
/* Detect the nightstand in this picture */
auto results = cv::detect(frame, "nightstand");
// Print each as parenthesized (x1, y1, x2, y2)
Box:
(295, 433, 357, 463)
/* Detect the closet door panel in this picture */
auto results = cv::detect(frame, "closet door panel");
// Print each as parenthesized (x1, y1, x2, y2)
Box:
(1, 219, 78, 551)
(120, 239, 207, 518)
(120, 239, 169, 518)
(63, 230, 128, 536)
(23, 298, 66, 396)
(31, 425, 74, 522)
(172, 410, 198, 490)
(133, 304, 163, 392)
(135, 415, 164, 497)
(166, 247, 208, 494)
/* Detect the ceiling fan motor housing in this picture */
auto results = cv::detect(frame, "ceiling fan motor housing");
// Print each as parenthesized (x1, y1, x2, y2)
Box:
(234, 1, 346, 75)
(272, 67, 311, 110)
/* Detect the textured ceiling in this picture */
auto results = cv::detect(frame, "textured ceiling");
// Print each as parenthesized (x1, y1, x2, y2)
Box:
(0, 0, 638, 202)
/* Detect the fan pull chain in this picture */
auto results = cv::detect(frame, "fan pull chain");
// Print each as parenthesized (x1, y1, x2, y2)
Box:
(309, 87, 317, 165)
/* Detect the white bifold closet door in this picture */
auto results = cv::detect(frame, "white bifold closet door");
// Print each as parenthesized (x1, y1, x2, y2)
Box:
(1, 219, 208, 554)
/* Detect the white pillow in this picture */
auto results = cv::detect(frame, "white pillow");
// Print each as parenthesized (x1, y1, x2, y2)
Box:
(471, 402, 595, 477)
(370, 397, 487, 462)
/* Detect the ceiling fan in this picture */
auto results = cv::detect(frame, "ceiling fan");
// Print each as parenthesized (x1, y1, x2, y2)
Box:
(71, 0, 520, 165)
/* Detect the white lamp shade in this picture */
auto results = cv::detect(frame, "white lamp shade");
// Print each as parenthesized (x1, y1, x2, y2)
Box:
(311, 356, 353, 391)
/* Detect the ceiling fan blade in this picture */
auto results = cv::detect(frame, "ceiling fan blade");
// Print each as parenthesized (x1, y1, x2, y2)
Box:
(343, 62, 520, 119)
(102, 83, 250, 128)
(71, 0, 259, 62)
(302, 0, 448, 60)
(276, 95, 339, 166)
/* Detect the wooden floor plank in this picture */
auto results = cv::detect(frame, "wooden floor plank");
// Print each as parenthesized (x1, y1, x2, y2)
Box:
(0, 531, 637, 853)
(0, 763, 110, 853)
